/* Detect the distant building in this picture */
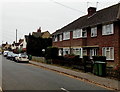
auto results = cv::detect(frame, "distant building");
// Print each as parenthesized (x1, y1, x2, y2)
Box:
(32, 27, 51, 38)
(2, 42, 11, 51)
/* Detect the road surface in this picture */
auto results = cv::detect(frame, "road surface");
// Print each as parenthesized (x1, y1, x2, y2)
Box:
(1, 55, 111, 91)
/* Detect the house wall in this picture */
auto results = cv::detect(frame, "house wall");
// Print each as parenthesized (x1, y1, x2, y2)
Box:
(52, 21, 120, 64)
(86, 22, 119, 64)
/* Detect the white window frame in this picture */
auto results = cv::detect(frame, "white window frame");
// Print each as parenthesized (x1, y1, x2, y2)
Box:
(54, 35, 58, 42)
(83, 49, 87, 56)
(91, 27, 97, 37)
(90, 48, 98, 57)
(72, 48, 83, 58)
(82, 30, 87, 38)
(102, 47, 114, 60)
(73, 29, 81, 38)
(59, 34, 62, 41)
(73, 29, 87, 39)
(63, 48, 70, 56)
(58, 49, 62, 56)
(102, 24, 114, 35)
(53, 35, 57, 42)
(63, 32, 70, 40)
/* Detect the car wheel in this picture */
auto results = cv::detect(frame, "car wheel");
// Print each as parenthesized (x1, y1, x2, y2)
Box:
(16, 60, 19, 63)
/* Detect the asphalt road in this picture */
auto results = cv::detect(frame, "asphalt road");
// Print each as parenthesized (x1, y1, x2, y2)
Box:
(1, 55, 111, 91)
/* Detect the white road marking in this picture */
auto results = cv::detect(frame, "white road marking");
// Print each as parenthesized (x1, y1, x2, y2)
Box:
(0, 87, 2, 92)
(61, 88, 70, 92)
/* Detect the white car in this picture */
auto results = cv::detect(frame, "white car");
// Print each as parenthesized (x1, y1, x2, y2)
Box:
(3, 51, 9, 57)
(12, 53, 19, 61)
(15, 53, 29, 63)
(6, 51, 14, 59)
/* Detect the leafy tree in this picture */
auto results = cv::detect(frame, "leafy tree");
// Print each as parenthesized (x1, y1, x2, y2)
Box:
(27, 34, 52, 56)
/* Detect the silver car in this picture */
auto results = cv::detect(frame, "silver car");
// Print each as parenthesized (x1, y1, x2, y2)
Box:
(15, 53, 29, 63)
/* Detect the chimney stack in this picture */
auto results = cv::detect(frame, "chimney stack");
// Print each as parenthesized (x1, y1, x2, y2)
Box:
(37, 27, 41, 33)
(88, 7, 96, 16)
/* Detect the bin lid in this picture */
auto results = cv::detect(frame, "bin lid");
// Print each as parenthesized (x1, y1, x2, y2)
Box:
(94, 61, 106, 63)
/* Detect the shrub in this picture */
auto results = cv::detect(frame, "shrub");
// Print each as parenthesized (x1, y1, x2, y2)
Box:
(45, 47, 58, 59)
(64, 54, 79, 61)
(114, 64, 120, 73)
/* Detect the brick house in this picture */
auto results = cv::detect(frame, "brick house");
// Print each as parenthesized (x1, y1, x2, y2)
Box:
(52, 3, 120, 66)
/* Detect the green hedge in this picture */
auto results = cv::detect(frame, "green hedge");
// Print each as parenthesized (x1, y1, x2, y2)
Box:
(45, 47, 58, 60)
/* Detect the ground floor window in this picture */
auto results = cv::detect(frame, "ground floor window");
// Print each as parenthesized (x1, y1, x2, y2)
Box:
(83, 49, 87, 56)
(72, 48, 87, 58)
(90, 48, 98, 57)
(63, 48, 70, 56)
(58, 49, 63, 56)
(72, 48, 82, 58)
(102, 47, 114, 60)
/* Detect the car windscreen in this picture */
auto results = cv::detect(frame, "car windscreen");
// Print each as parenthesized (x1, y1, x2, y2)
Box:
(21, 54, 27, 57)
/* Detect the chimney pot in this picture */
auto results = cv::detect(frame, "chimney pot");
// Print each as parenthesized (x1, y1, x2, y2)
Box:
(88, 7, 96, 16)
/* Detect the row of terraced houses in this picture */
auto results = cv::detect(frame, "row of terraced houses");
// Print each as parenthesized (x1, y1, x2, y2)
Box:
(52, 3, 120, 66)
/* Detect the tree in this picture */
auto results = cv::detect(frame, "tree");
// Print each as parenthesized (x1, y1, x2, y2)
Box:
(27, 34, 52, 56)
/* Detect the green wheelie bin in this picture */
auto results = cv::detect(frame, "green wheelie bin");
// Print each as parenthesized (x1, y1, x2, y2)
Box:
(93, 61, 106, 77)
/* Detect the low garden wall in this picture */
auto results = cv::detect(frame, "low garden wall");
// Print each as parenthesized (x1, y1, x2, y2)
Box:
(32, 56, 46, 63)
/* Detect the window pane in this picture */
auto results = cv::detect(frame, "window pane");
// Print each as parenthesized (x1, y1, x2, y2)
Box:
(110, 48, 114, 59)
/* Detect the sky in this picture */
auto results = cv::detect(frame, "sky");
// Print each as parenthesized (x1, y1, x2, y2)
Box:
(1, 0, 120, 44)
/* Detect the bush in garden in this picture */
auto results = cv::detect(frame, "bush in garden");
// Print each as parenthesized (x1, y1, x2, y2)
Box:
(113, 64, 120, 80)
(63, 54, 80, 66)
(45, 47, 58, 60)
(114, 64, 120, 73)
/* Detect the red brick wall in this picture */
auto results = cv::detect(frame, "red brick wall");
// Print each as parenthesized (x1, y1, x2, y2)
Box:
(52, 21, 120, 64)
(86, 23, 119, 63)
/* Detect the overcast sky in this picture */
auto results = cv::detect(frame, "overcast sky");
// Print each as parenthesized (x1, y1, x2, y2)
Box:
(1, 0, 120, 44)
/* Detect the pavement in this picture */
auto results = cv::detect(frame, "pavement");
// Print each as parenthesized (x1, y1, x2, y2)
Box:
(30, 61, 120, 91)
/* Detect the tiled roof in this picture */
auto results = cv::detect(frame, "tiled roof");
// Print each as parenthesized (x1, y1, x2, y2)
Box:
(53, 3, 120, 35)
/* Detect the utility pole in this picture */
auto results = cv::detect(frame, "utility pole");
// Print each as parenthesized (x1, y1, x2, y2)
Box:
(16, 29, 17, 43)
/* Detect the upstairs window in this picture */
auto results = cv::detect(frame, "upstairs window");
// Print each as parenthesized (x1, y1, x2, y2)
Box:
(102, 24, 114, 35)
(82, 30, 87, 38)
(59, 34, 62, 41)
(53, 35, 58, 42)
(73, 29, 81, 38)
(73, 29, 87, 38)
(91, 27, 97, 37)
(63, 32, 70, 40)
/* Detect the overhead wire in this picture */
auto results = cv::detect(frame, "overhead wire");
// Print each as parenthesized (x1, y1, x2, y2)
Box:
(50, 0, 86, 14)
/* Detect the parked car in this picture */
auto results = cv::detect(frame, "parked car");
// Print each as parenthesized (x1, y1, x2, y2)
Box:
(12, 53, 19, 61)
(3, 51, 9, 57)
(6, 51, 14, 60)
(15, 53, 29, 63)
(0, 52, 2, 55)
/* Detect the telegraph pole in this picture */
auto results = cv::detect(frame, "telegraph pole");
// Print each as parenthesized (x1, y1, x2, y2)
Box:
(16, 29, 17, 43)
